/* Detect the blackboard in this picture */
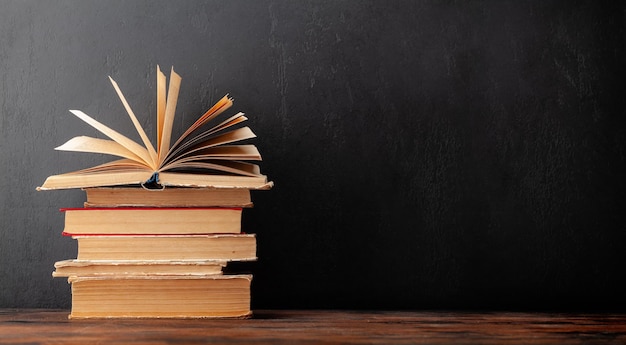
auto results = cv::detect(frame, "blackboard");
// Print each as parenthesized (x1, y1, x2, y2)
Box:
(1, 1, 624, 311)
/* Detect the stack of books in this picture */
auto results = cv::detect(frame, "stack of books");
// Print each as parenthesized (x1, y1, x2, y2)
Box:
(53, 187, 267, 319)
(38, 67, 271, 318)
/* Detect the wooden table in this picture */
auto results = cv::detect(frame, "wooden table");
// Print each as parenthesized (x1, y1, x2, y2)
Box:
(1, 309, 625, 344)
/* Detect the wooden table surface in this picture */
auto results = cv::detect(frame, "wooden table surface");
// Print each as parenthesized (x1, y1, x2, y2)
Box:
(1, 309, 626, 344)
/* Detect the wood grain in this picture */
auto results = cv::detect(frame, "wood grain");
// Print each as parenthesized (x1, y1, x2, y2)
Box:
(1, 309, 625, 344)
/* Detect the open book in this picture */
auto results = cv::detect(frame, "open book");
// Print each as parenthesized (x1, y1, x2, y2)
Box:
(37, 66, 271, 191)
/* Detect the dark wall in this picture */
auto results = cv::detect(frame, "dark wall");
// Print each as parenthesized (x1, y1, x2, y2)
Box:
(1, 1, 625, 311)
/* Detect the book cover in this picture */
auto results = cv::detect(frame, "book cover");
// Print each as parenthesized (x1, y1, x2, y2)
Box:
(62, 207, 243, 235)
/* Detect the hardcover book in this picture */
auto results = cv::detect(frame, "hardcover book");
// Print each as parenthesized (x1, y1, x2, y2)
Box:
(62, 207, 243, 235)
(68, 275, 253, 319)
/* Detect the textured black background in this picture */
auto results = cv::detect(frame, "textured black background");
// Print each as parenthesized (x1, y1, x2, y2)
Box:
(1, 1, 625, 311)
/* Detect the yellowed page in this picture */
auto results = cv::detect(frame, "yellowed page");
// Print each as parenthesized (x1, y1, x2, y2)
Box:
(163, 113, 248, 164)
(37, 170, 153, 190)
(158, 171, 268, 188)
(158, 67, 182, 164)
(205, 112, 247, 134)
(182, 126, 256, 150)
(67, 159, 149, 173)
(179, 145, 261, 160)
(167, 95, 233, 155)
(109, 76, 158, 169)
(162, 127, 256, 167)
(164, 145, 261, 166)
(156, 65, 167, 152)
(53, 259, 226, 277)
(69, 109, 153, 167)
(161, 161, 261, 177)
(55, 136, 144, 163)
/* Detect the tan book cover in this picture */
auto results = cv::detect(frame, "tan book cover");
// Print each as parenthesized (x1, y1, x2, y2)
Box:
(53, 259, 226, 277)
(68, 275, 252, 319)
(62, 207, 243, 235)
(72, 234, 257, 261)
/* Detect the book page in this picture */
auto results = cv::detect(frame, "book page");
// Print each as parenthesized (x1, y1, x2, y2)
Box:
(109, 76, 158, 169)
(178, 145, 261, 160)
(159, 145, 261, 172)
(68, 110, 153, 167)
(173, 145, 261, 162)
(162, 127, 257, 169)
(182, 126, 256, 151)
(67, 159, 150, 173)
(162, 160, 261, 177)
(156, 65, 166, 152)
(165, 95, 233, 159)
(56, 136, 144, 163)
(163, 112, 247, 164)
(37, 168, 154, 190)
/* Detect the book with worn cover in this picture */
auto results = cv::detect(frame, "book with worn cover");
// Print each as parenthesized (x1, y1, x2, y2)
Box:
(53, 259, 227, 277)
(68, 275, 253, 319)
(71, 233, 257, 261)
(62, 207, 243, 235)
(82, 187, 254, 208)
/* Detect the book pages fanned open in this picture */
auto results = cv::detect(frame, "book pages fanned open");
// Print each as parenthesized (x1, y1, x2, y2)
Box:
(37, 66, 272, 191)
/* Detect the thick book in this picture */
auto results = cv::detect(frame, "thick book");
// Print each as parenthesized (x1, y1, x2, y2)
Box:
(53, 259, 226, 277)
(37, 66, 272, 191)
(62, 207, 242, 235)
(71, 234, 257, 261)
(83, 187, 255, 208)
(68, 274, 252, 319)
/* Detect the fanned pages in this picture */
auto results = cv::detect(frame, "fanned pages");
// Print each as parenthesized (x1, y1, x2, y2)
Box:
(109, 76, 158, 168)
(158, 67, 182, 164)
(55, 136, 143, 163)
(68, 110, 153, 167)
(37, 66, 272, 191)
